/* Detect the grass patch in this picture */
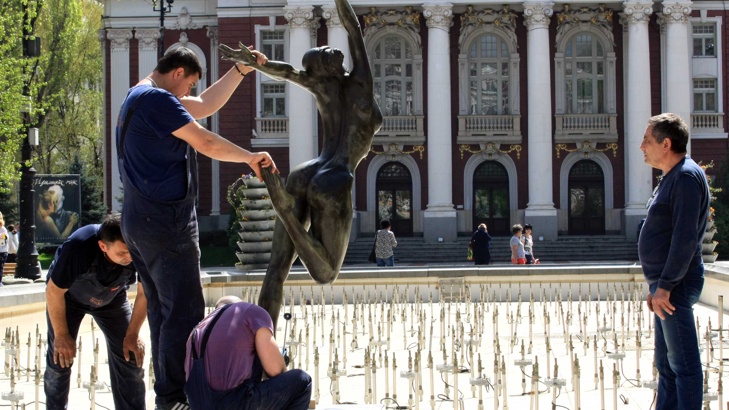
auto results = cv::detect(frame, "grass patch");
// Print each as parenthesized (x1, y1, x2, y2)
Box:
(200, 245, 238, 267)
(38, 245, 237, 270)
(39, 252, 54, 270)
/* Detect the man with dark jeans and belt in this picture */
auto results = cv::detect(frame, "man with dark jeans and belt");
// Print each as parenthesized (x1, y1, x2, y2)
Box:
(116, 47, 277, 410)
(184, 296, 311, 409)
(638, 113, 710, 410)
(44, 213, 147, 409)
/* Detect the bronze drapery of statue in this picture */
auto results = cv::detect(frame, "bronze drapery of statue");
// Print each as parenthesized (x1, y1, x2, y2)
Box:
(220, 0, 383, 325)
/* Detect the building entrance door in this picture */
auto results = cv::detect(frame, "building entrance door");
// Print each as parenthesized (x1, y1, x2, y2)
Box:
(376, 162, 413, 237)
(568, 160, 605, 235)
(473, 161, 510, 235)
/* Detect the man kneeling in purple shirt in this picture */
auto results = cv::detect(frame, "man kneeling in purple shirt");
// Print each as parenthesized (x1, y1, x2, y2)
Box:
(184, 296, 312, 409)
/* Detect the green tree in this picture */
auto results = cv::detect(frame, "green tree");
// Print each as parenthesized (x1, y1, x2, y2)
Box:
(32, 0, 104, 179)
(0, 1, 41, 192)
(0, 182, 19, 224)
(69, 156, 106, 226)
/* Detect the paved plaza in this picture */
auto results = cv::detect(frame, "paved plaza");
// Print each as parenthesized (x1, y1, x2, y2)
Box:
(1, 262, 728, 409)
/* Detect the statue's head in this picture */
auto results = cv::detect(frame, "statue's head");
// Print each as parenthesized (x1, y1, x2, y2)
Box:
(302, 46, 345, 77)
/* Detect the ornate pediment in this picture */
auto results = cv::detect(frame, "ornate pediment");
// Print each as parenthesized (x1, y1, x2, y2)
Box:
(555, 3, 615, 46)
(173, 7, 198, 31)
(459, 4, 518, 48)
(363, 6, 421, 48)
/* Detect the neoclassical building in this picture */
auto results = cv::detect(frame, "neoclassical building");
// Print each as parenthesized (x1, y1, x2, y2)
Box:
(102, 0, 727, 242)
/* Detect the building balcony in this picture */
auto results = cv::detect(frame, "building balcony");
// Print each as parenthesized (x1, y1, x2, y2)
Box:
(373, 115, 425, 145)
(692, 113, 725, 135)
(554, 113, 618, 143)
(252, 117, 289, 147)
(456, 114, 522, 144)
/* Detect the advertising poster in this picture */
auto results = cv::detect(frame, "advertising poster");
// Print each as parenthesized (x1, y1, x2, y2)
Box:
(33, 174, 81, 244)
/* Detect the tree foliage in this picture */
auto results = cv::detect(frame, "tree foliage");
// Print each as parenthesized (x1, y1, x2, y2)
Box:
(69, 156, 106, 225)
(32, 0, 104, 177)
(0, 0, 40, 191)
(0, 0, 104, 220)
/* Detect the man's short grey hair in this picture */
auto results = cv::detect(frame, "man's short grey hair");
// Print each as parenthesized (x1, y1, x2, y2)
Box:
(647, 113, 689, 154)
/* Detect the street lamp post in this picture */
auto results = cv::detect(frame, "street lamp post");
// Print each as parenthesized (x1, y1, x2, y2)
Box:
(152, 0, 174, 59)
(16, 11, 42, 281)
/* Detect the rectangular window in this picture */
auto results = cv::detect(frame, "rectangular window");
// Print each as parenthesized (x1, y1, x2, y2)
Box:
(262, 83, 286, 117)
(693, 78, 717, 112)
(692, 24, 716, 57)
(261, 30, 285, 61)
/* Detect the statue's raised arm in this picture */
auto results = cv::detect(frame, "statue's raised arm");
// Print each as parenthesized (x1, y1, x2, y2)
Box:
(219, 42, 315, 88)
(336, 0, 372, 85)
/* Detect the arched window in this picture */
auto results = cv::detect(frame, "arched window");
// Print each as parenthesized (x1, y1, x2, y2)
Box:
(372, 35, 414, 116)
(467, 34, 510, 115)
(564, 33, 606, 114)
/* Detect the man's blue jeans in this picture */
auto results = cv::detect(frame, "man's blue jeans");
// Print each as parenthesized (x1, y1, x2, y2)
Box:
(650, 265, 704, 410)
(122, 195, 205, 408)
(44, 293, 146, 410)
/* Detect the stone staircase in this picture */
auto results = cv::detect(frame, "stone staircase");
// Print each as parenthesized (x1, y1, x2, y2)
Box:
(343, 235, 639, 265)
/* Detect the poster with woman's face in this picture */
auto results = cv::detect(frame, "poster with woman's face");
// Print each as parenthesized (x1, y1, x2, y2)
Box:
(33, 175, 81, 244)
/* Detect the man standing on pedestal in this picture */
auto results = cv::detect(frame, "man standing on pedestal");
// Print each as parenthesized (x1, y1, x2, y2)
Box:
(638, 113, 710, 410)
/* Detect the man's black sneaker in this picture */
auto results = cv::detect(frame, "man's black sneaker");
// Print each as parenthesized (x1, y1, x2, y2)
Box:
(155, 402, 190, 410)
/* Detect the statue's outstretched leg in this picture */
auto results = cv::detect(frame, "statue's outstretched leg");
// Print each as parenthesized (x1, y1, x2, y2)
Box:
(260, 166, 350, 285)
(259, 217, 298, 328)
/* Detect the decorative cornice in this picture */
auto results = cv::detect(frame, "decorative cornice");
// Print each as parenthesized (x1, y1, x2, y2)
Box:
(178, 32, 189, 47)
(284, 6, 316, 30)
(459, 5, 518, 48)
(107, 29, 133, 51)
(423, 4, 453, 30)
(207, 27, 219, 45)
(363, 6, 422, 37)
(555, 4, 614, 46)
(554, 141, 618, 159)
(620, 2, 653, 25)
(135, 29, 160, 51)
(523, 2, 554, 30)
(660, 2, 692, 25)
(370, 144, 425, 160)
(173, 7, 198, 30)
(460, 143, 522, 160)
(322, 6, 342, 29)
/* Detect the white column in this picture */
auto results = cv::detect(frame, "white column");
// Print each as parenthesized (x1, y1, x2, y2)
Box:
(662, 1, 692, 143)
(523, 2, 557, 240)
(284, 6, 318, 170)
(322, 5, 351, 70)
(135, 29, 159, 80)
(107, 29, 133, 211)
(207, 27, 221, 218)
(422, 4, 456, 242)
(622, 2, 654, 241)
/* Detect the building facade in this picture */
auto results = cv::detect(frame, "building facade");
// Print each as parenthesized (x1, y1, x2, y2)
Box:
(102, 0, 728, 242)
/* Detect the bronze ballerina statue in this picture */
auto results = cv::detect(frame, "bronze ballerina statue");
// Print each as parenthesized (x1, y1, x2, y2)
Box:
(220, 0, 383, 325)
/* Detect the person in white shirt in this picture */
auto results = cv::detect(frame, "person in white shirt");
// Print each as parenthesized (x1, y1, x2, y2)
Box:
(6, 224, 18, 263)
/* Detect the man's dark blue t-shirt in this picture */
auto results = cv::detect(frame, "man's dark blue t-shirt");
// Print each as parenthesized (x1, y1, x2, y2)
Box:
(48, 224, 136, 290)
(638, 157, 710, 291)
(116, 84, 195, 202)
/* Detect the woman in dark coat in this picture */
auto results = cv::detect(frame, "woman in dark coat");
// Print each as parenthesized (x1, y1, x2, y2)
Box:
(470, 223, 492, 265)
